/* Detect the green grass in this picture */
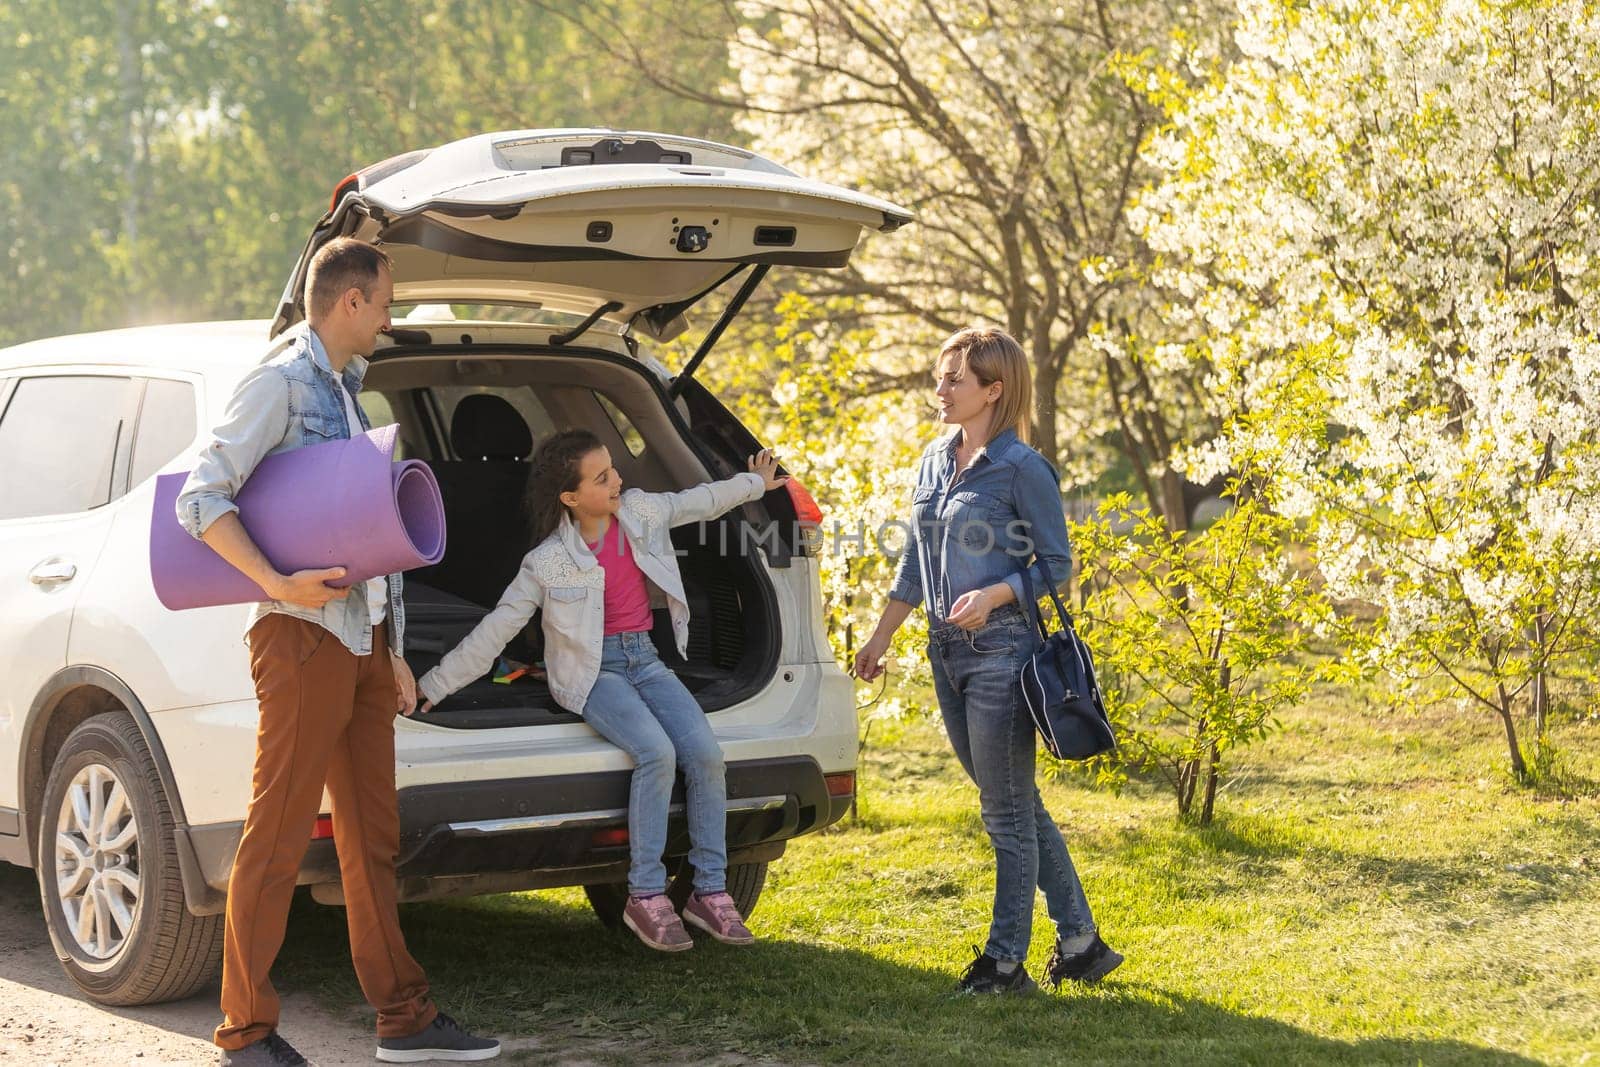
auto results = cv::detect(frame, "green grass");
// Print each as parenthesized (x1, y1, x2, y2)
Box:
(275, 691, 1600, 1065)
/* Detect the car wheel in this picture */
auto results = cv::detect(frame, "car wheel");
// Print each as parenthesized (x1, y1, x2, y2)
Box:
(583, 859, 769, 930)
(35, 712, 223, 1005)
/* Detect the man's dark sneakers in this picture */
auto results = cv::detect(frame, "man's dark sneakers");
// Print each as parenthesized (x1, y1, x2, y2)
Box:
(219, 1032, 310, 1066)
(376, 1012, 501, 1062)
(954, 948, 1038, 995)
(1043, 933, 1124, 987)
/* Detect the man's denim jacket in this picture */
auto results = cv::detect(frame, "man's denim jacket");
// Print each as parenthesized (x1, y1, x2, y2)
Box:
(175, 328, 404, 656)
(888, 427, 1072, 626)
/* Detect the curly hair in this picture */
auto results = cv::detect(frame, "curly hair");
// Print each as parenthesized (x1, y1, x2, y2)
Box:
(525, 428, 605, 546)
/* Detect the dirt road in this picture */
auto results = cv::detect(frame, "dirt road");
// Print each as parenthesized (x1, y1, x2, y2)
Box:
(0, 864, 754, 1066)
(0, 865, 520, 1066)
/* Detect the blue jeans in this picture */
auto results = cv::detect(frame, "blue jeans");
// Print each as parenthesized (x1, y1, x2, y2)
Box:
(929, 606, 1097, 962)
(582, 631, 727, 896)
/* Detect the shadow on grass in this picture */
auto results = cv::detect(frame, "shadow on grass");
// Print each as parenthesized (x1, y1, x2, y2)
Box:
(274, 889, 1546, 1067)
(1123, 810, 1600, 912)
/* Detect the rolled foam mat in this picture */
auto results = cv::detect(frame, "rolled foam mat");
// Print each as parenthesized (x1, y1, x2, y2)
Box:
(150, 424, 447, 610)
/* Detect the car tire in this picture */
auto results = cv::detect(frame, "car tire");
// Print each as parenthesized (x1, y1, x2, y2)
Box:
(584, 859, 769, 930)
(35, 712, 223, 1005)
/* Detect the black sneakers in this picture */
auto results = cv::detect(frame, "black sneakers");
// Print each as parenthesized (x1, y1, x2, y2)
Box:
(954, 948, 1038, 995)
(1043, 933, 1124, 987)
(376, 1012, 501, 1063)
(219, 1032, 310, 1066)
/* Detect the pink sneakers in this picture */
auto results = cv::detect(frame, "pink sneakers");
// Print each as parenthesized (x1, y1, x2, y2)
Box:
(682, 891, 756, 946)
(622, 894, 693, 952)
(621, 891, 755, 950)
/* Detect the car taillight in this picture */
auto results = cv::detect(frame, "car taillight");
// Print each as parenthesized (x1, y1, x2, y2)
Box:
(591, 827, 630, 847)
(330, 173, 359, 213)
(785, 479, 824, 556)
(311, 814, 334, 840)
(785, 478, 824, 525)
(824, 772, 855, 798)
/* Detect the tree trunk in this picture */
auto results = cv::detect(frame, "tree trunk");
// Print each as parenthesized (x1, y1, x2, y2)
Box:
(1531, 615, 1550, 745)
(1199, 661, 1229, 824)
(1160, 467, 1191, 534)
(1498, 702, 1528, 780)
(842, 556, 855, 662)
(1177, 708, 1212, 817)
(1200, 739, 1220, 825)
(1531, 668, 1549, 759)
(1033, 354, 1060, 469)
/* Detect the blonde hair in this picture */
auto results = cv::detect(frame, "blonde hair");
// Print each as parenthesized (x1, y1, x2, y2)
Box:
(939, 326, 1033, 447)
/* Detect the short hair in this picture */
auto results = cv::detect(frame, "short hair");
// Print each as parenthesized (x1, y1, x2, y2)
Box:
(304, 238, 391, 318)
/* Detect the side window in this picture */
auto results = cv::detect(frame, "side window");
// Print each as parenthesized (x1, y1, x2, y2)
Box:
(359, 388, 396, 427)
(357, 389, 408, 458)
(128, 378, 198, 488)
(596, 393, 645, 457)
(0, 375, 138, 520)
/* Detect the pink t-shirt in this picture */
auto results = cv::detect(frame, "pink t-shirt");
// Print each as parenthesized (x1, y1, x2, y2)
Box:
(585, 520, 654, 635)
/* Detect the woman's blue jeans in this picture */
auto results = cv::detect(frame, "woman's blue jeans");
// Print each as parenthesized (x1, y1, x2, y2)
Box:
(582, 631, 728, 896)
(929, 607, 1097, 962)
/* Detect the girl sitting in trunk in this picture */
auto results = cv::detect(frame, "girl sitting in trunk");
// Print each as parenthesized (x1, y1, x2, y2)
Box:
(412, 428, 786, 952)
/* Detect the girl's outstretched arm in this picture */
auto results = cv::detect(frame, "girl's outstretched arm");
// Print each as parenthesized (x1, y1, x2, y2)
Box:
(635, 449, 790, 529)
(411, 554, 546, 714)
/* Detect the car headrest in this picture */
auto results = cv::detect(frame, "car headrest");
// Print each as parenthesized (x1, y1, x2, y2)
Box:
(449, 393, 533, 460)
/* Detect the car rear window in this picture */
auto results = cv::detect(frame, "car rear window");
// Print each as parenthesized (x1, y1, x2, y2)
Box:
(0, 375, 138, 519)
(433, 385, 555, 459)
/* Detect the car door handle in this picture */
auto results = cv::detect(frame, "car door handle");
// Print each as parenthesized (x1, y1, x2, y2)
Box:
(29, 560, 77, 585)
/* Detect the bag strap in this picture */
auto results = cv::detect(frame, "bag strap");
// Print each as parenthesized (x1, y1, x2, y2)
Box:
(1017, 556, 1079, 637)
(1034, 556, 1078, 632)
(1017, 561, 1051, 643)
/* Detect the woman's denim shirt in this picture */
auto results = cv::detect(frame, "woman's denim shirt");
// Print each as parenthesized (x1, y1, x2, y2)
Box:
(174, 327, 405, 656)
(888, 428, 1072, 625)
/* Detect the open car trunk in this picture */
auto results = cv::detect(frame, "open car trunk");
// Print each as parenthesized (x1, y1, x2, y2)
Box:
(402, 526, 777, 727)
(271, 129, 911, 343)
(364, 345, 782, 728)
(265, 130, 905, 728)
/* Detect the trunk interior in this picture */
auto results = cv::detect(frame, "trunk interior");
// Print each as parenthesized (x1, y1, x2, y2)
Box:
(361, 345, 782, 728)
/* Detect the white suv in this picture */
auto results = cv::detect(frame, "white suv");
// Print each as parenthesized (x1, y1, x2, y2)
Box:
(0, 129, 911, 1006)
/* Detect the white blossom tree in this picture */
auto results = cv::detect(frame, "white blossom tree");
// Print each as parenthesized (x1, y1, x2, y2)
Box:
(1137, 0, 1600, 778)
(549, 0, 1231, 524)
(686, 293, 936, 719)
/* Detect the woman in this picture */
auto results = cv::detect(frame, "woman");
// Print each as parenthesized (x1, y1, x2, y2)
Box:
(853, 327, 1121, 995)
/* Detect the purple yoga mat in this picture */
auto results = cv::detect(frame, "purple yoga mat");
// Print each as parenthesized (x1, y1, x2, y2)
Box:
(149, 424, 446, 611)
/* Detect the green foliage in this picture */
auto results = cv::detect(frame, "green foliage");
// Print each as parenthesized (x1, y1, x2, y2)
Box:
(691, 293, 936, 723)
(1070, 495, 1328, 824)
(0, 0, 734, 348)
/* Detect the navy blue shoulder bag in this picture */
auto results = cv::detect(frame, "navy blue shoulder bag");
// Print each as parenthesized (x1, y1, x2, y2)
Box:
(1016, 557, 1116, 761)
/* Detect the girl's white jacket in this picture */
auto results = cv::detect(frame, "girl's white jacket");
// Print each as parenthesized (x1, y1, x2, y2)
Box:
(416, 472, 767, 714)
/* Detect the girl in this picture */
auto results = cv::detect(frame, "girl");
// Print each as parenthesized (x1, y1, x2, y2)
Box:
(853, 327, 1121, 994)
(413, 428, 787, 952)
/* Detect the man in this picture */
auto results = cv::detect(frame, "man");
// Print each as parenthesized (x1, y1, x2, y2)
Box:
(178, 238, 500, 1066)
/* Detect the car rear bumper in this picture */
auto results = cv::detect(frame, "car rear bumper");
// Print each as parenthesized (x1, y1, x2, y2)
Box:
(183, 755, 852, 913)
